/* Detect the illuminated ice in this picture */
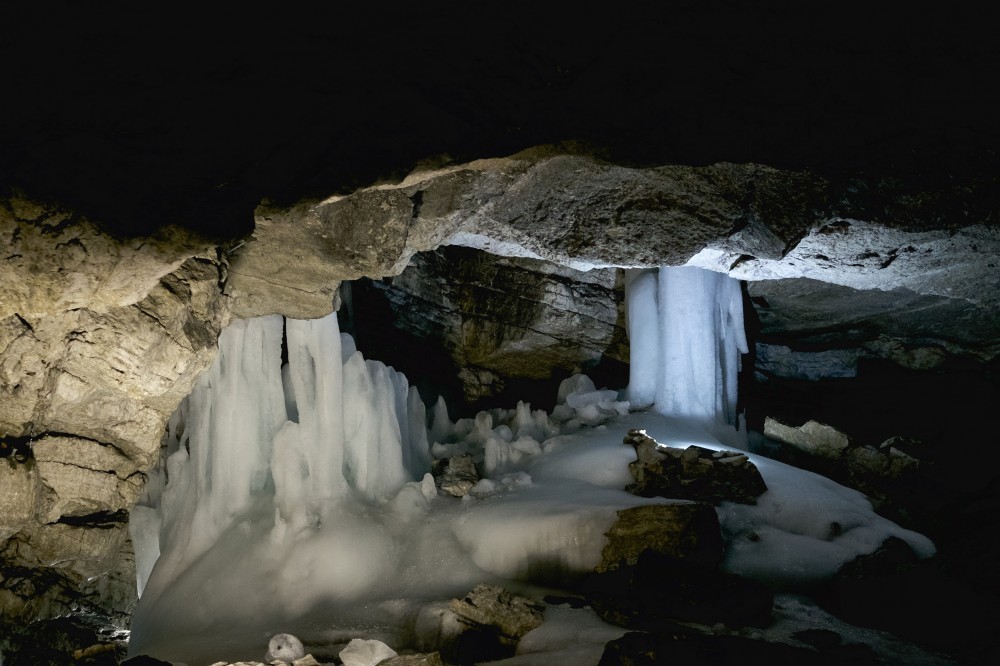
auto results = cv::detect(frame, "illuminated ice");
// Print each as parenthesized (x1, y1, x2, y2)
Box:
(626, 266, 748, 427)
(128, 276, 935, 664)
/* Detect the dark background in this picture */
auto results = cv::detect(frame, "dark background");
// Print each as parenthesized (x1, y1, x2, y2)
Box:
(2, 2, 998, 237)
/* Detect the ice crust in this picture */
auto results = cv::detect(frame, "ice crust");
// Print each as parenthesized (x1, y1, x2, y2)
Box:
(128, 267, 933, 664)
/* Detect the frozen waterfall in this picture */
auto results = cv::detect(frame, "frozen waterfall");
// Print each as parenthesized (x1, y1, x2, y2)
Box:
(625, 266, 748, 427)
(130, 314, 430, 647)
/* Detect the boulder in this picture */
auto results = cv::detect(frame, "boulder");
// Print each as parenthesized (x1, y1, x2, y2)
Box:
(432, 584, 545, 663)
(625, 430, 767, 504)
(821, 537, 1000, 659)
(585, 550, 773, 630)
(431, 455, 479, 497)
(264, 633, 306, 663)
(449, 584, 545, 641)
(763, 418, 851, 459)
(596, 503, 723, 572)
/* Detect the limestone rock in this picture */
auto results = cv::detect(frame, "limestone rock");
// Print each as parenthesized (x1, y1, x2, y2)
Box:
(449, 584, 545, 640)
(0, 195, 218, 320)
(431, 455, 479, 497)
(339, 638, 397, 666)
(596, 503, 723, 573)
(0, 524, 137, 626)
(32, 436, 144, 523)
(0, 456, 38, 541)
(625, 430, 767, 504)
(435, 584, 545, 664)
(1, 254, 229, 467)
(764, 417, 852, 459)
(352, 245, 628, 405)
(3, 520, 130, 582)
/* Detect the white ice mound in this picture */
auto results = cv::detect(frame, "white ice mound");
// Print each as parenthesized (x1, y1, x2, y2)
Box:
(265, 632, 306, 662)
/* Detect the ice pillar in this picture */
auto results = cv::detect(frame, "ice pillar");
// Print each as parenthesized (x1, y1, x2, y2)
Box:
(626, 266, 748, 426)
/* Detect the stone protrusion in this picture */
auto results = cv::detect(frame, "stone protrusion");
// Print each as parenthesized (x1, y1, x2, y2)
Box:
(625, 431, 767, 504)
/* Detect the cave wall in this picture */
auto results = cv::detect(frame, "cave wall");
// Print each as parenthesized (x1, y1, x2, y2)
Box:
(349, 245, 629, 411)
(1, 149, 999, 638)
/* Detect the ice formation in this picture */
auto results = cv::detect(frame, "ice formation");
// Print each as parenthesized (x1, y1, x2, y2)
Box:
(625, 266, 747, 428)
(265, 633, 306, 662)
(128, 269, 934, 665)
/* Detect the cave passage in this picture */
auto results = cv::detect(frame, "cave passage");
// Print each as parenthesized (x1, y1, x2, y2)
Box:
(126, 266, 934, 664)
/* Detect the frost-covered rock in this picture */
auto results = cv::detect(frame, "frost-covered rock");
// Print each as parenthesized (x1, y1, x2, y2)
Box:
(625, 430, 767, 504)
(440, 584, 545, 664)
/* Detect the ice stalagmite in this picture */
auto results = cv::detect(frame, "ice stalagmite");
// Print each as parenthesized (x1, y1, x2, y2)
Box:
(626, 266, 748, 427)
(131, 311, 430, 637)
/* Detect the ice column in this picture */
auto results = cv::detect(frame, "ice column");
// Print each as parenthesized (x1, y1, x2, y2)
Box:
(137, 312, 430, 599)
(626, 266, 748, 426)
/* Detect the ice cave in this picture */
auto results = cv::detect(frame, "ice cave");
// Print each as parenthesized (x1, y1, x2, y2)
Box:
(2, 5, 1000, 666)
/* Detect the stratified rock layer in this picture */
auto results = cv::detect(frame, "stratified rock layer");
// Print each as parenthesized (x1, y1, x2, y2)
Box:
(1, 195, 228, 627)
(353, 245, 628, 405)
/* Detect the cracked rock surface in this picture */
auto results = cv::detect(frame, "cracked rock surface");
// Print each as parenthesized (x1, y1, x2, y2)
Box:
(1, 195, 229, 626)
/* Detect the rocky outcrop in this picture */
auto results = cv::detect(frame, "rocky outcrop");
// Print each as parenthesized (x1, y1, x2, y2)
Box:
(596, 504, 723, 572)
(625, 430, 768, 505)
(1, 196, 229, 466)
(1, 195, 230, 627)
